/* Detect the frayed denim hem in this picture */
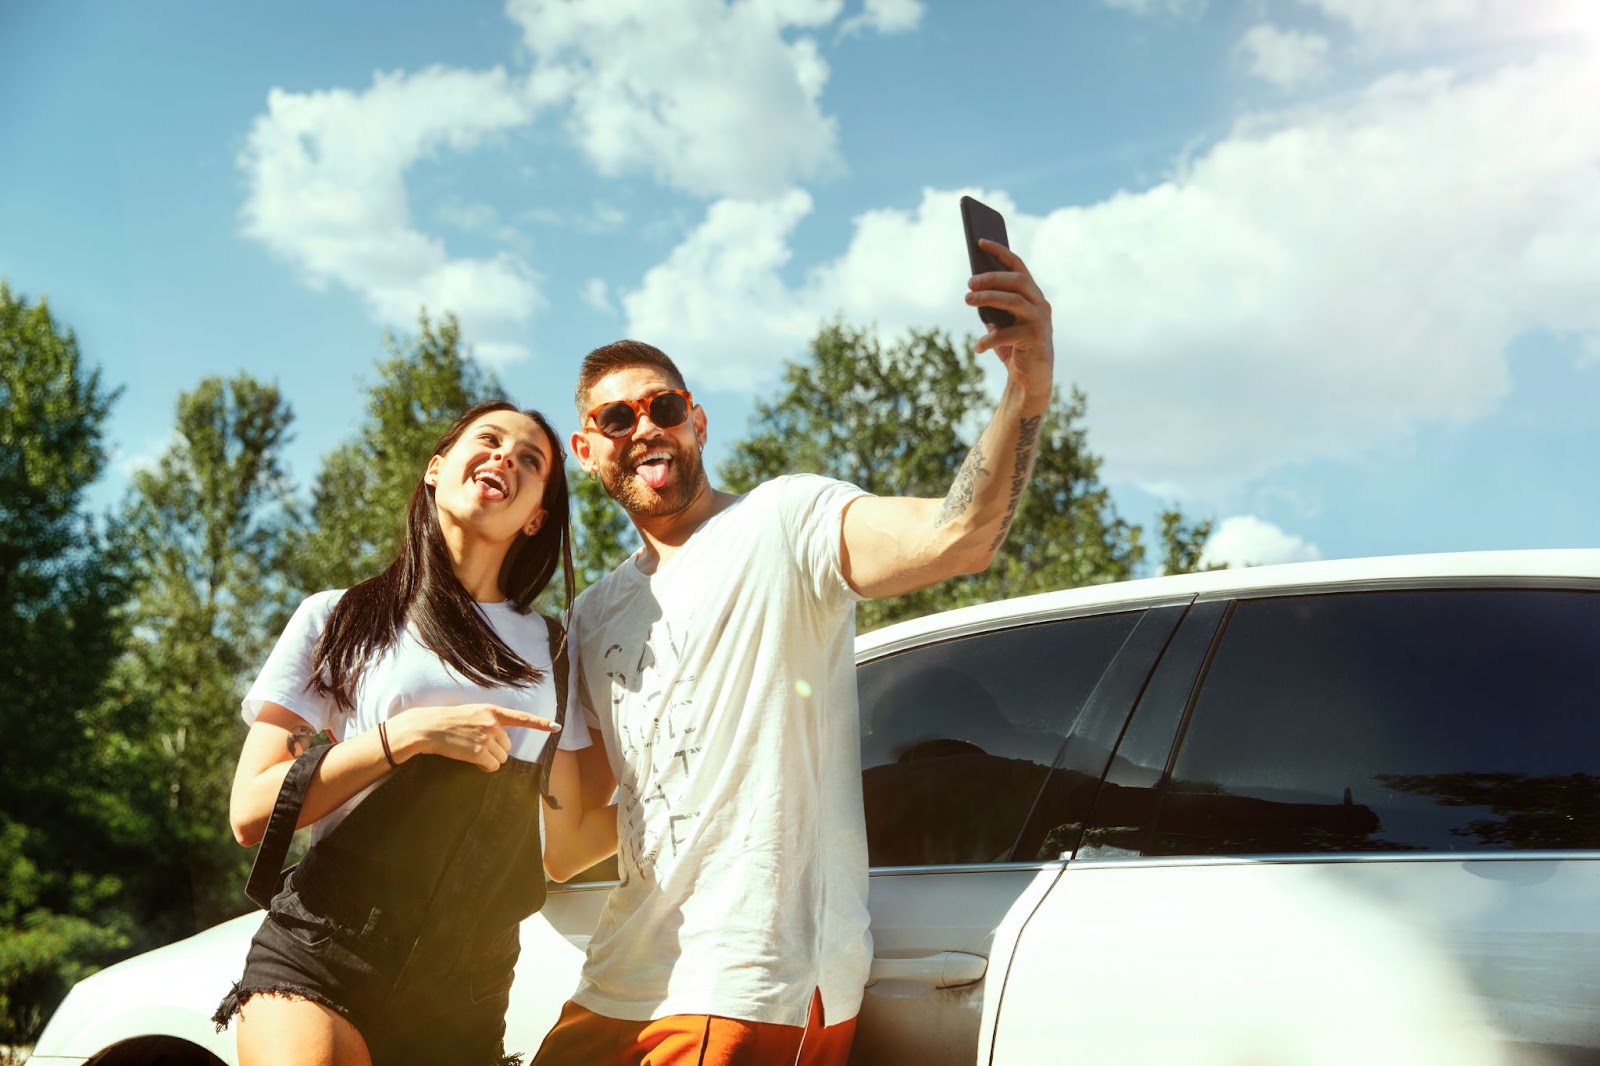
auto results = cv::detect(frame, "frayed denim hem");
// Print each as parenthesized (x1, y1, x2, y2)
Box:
(211, 978, 352, 1032)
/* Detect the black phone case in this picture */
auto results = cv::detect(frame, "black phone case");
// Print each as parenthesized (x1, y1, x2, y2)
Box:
(960, 195, 1015, 329)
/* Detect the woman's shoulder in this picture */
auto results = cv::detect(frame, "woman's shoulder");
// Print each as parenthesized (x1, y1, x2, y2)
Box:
(298, 588, 347, 617)
(280, 589, 347, 637)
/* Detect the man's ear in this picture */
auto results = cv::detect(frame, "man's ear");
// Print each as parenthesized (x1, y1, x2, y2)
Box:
(570, 430, 593, 474)
(692, 404, 708, 448)
(425, 454, 443, 487)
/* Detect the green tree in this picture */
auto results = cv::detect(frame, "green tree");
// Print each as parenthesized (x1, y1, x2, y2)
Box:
(115, 374, 299, 928)
(287, 312, 504, 597)
(1159, 509, 1216, 576)
(722, 321, 1158, 631)
(0, 283, 140, 1042)
(571, 469, 636, 598)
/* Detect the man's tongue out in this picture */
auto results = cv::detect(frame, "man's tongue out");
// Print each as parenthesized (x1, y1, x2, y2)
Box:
(637, 457, 671, 489)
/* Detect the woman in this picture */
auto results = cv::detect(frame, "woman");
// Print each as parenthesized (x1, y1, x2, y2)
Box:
(213, 401, 612, 1066)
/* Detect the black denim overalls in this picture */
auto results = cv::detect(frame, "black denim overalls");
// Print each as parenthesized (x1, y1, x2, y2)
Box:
(213, 617, 565, 1066)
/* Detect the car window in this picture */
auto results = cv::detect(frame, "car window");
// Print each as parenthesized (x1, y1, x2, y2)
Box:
(1149, 588, 1600, 856)
(1076, 600, 1228, 859)
(859, 611, 1140, 867)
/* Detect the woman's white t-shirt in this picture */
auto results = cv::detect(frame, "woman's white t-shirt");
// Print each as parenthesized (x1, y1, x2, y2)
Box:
(242, 589, 585, 842)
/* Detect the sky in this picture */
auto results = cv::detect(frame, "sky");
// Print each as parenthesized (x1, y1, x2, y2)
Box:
(3, 0, 1597, 570)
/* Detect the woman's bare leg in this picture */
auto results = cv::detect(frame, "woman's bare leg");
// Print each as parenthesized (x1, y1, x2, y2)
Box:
(236, 992, 372, 1066)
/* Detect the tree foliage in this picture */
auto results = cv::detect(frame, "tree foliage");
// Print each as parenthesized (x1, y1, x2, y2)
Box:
(570, 469, 636, 599)
(0, 284, 134, 1042)
(114, 374, 300, 929)
(1159, 508, 1216, 576)
(286, 312, 504, 596)
(722, 322, 1162, 631)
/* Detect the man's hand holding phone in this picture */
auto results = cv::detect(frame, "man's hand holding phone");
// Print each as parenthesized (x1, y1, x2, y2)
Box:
(960, 195, 1053, 399)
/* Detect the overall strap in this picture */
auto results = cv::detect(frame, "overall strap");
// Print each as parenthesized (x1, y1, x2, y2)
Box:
(245, 742, 336, 909)
(536, 613, 568, 809)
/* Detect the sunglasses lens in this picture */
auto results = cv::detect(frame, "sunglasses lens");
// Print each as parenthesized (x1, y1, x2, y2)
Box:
(595, 402, 638, 437)
(648, 392, 689, 428)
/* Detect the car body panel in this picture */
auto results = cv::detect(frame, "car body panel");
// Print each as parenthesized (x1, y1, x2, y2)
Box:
(859, 550, 1600, 659)
(991, 855, 1600, 1065)
(849, 863, 1062, 1065)
(28, 913, 258, 1061)
(504, 883, 609, 1054)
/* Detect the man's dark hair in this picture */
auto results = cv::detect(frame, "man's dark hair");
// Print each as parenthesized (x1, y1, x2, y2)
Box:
(310, 400, 576, 712)
(575, 340, 689, 418)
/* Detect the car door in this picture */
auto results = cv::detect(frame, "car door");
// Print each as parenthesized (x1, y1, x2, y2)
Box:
(849, 602, 1187, 1066)
(993, 583, 1600, 1065)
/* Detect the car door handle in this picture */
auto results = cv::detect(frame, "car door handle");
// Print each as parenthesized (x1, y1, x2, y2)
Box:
(868, 951, 989, 989)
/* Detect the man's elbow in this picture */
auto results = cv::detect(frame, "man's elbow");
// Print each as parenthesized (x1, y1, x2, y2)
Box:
(946, 532, 1001, 577)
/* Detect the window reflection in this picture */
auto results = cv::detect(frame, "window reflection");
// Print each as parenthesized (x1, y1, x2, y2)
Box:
(1142, 589, 1600, 857)
(859, 613, 1137, 867)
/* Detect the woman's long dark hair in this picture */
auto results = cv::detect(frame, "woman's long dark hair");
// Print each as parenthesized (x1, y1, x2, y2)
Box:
(310, 401, 576, 713)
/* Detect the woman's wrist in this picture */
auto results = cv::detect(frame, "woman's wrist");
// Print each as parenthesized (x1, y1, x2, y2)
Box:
(382, 710, 428, 763)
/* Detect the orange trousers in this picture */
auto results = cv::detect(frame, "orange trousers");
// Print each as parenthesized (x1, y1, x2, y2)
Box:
(529, 989, 856, 1066)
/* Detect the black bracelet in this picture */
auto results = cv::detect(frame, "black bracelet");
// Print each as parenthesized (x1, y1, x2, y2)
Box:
(378, 720, 397, 767)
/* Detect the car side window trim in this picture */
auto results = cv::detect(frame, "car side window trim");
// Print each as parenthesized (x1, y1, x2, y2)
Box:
(1010, 603, 1191, 862)
(1076, 599, 1231, 860)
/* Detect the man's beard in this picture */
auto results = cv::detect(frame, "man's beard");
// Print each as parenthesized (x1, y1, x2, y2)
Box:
(599, 439, 708, 518)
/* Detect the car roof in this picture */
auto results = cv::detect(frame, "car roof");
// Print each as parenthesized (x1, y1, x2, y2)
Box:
(857, 548, 1600, 654)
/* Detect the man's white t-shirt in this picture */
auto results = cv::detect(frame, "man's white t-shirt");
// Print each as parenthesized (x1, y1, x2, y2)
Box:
(567, 474, 872, 1029)
(242, 589, 585, 842)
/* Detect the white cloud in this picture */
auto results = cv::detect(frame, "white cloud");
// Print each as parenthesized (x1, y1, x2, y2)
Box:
(1297, 0, 1498, 49)
(583, 278, 615, 315)
(842, 0, 923, 35)
(621, 190, 820, 391)
(1239, 23, 1332, 88)
(113, 431, 180, 479)
(1295, 0, 1600, 53)
(437, 200, 525, 246)
(240, 1, 922, 363)
(1200, 515, 1323, 568)
(524, 202, 629, 232)
(1098, 0, 1207, 17)
(623, 51, 1600, 498)
(621, 185, 1003, 390)
(239, 66, 544, 367)
(506, 0, 856, 198)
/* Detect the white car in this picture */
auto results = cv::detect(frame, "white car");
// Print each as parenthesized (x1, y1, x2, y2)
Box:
(31, 550, 1600, 1065)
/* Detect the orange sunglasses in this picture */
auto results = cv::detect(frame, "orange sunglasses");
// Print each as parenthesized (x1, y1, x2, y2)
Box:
(584, 389, 694, 439)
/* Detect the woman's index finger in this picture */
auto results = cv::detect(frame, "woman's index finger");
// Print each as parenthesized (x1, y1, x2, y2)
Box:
(490, 705, 561, 731)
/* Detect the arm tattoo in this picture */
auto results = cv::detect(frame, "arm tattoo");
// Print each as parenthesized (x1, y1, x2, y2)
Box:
(935, 441, 992, 526)
(989, 415, 1043, 551)
(285, 724, 317, 758)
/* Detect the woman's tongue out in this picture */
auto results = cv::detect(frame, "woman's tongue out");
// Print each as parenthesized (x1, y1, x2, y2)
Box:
(636, 454, 672, 490)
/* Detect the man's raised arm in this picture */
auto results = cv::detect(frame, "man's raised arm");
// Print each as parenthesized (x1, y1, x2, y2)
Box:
(841, 239, 1054, 600)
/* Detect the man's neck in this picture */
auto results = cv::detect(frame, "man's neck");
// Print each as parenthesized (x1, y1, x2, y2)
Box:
(630, 482, 739, 574)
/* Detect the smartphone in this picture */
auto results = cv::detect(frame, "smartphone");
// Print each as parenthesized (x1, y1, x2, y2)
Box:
(960, 195, 1015, 329)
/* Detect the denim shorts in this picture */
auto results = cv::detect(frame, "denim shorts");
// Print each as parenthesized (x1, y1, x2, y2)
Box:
(213, 874, 521, 1066)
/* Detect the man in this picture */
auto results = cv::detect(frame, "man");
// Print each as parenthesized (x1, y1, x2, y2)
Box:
(536, 239, 1053, 1066)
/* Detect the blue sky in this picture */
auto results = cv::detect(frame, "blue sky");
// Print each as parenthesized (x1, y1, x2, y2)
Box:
(3, 0, 1597, 569)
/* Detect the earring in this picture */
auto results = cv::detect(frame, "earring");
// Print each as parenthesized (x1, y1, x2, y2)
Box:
(587, 469, 598, 482)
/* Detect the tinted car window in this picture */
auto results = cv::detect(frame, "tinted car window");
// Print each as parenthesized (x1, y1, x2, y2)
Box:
(1151, 588, 1600, 856)
(859, 612, 1139, 867)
